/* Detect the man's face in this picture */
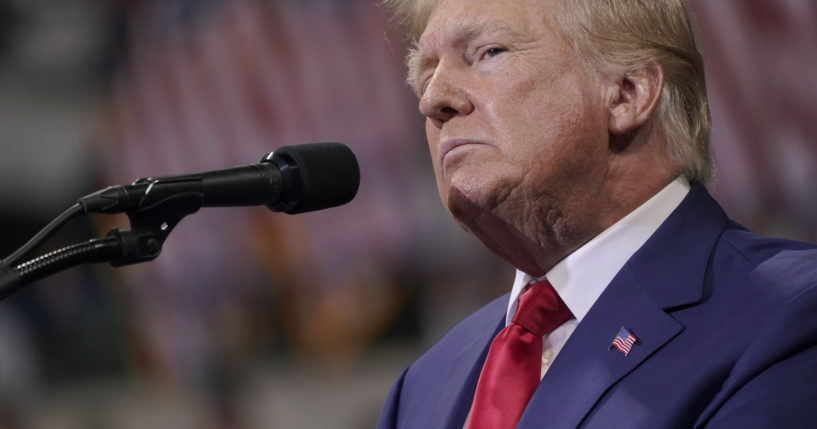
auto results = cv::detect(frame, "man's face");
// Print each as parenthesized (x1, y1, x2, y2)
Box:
(413, 0, 616, 273)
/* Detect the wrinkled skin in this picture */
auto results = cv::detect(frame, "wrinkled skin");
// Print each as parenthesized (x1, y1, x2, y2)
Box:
(412, 0, 676, 276)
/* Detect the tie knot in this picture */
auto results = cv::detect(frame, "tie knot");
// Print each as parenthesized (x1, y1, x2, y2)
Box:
(512, 279, 573, 337)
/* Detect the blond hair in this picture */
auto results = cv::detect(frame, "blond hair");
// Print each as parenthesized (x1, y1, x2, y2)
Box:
(383, 0, 713, 183)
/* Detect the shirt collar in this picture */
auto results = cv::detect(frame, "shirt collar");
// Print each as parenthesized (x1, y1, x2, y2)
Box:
(506, 176, 691, 325)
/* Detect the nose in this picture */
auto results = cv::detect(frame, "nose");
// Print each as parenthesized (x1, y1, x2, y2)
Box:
(418, 64, 474, 127)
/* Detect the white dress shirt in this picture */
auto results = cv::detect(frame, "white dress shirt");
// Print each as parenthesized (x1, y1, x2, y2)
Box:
(505, 176, 691, 378)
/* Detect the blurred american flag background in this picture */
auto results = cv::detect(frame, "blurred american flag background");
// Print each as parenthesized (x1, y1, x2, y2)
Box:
(0, 0, 814, 427)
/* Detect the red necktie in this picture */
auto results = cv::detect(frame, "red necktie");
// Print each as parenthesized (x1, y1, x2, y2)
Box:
(466, 279, 573, 429)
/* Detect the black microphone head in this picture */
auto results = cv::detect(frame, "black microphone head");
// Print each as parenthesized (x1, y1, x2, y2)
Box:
(264, 142, 360, 214)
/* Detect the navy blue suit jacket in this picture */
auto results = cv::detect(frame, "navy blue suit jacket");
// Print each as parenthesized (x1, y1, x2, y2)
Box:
(377, 185, 817, 428)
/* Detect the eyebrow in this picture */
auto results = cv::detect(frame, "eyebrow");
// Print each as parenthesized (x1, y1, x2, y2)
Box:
(449, 20, 521, 44)
(405, 45, 426, 96)
(406, 20, 522, 96)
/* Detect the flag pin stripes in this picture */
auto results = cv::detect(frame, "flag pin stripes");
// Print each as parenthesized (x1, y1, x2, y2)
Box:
(609, 327, 640, 356)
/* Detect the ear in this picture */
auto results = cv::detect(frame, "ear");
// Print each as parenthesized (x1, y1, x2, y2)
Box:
(608, 63, 665, 135)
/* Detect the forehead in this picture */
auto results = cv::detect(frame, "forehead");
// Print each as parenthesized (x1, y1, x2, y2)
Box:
(418, 0, 553, 48)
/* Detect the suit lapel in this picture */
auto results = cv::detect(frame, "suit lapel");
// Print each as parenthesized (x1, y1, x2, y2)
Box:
(439, 319, 502, 429)
(427, 297, 506, 429)
(518, 185, 729, 428)
(518, 268, 684, 428)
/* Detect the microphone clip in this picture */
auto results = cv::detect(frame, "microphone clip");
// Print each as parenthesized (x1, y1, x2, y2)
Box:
(105, 184, 202, 267)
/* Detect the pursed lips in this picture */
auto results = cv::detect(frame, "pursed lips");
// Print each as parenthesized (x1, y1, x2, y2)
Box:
(438, 138, 486, 168)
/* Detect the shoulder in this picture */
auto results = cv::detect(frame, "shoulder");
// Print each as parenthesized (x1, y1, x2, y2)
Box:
(715, 221, 817, 298)
(719, 220, 817, 264)
(409, 292, 508, 371)
(379, 293, 508, 428)
(694, 224, 817, 426)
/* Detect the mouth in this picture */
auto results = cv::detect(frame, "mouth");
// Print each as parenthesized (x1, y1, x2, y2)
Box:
(438, 138, 486, 168)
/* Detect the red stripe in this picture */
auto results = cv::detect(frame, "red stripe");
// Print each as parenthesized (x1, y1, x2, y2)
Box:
(689, 1, 782, 205)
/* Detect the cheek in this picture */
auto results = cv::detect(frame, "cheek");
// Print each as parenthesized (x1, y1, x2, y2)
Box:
(528, 81, 605, 144)
(425, 120, 442, 173)
(499, 82, 610, 188)
(425, 121, 448, 197)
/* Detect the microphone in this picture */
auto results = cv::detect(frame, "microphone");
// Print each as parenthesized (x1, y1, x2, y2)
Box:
(80, 142, 359, 215)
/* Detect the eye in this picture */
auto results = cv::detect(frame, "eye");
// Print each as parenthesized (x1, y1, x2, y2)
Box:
(483, 47, 507, 59)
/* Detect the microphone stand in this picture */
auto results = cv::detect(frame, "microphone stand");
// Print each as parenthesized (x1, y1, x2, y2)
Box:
(0, 189, 205, 301)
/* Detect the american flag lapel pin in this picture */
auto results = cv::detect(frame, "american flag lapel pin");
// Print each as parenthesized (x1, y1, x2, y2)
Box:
(608, 327, 641, 356)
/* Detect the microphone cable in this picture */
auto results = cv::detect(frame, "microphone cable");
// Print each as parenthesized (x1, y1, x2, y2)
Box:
(0, 203, 84, 269)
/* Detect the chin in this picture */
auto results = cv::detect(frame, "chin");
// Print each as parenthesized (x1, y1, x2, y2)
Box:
(444, 179, 508, 230)
(444, 185, 481, 227)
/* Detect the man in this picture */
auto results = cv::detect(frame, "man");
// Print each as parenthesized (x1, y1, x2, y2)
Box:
(376, 0, 817, 428)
